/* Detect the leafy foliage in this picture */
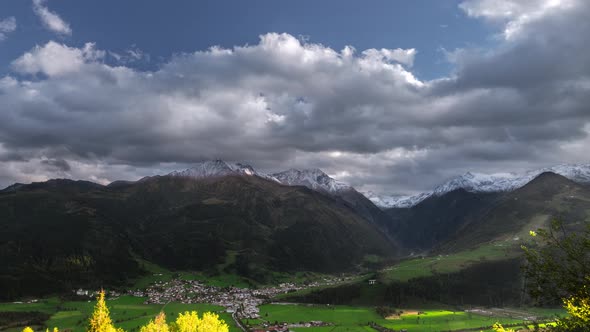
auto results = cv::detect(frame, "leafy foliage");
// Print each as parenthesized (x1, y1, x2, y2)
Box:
(561, 284, 590, 330)
(140, 312, 168, 332)
(172, 311, 228, 332)
(88, 290, 123, 332)
(492, 322, 515, 332)
(522, 220, 590, 301)
(523, 220, 590, 330)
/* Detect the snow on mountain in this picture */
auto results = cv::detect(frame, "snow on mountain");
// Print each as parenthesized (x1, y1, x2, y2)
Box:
(166, 161, 590, 209)
(166, 161, 355, 194)
(369, 164, 590, 209)
(168, 160, 278, 181)
(363, 191, 432, 209)
(271, 168, 353, 193)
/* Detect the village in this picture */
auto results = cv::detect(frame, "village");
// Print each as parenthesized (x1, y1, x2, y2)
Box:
(135, 276, 354, 320)
(72, 275, 356, 331)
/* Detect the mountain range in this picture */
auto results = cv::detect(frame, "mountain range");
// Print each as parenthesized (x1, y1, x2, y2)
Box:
(2, 160, 590, 302)
(366, 164, 590, 208)
(0, 164, 397, 299)
(157, 160, 590, 253)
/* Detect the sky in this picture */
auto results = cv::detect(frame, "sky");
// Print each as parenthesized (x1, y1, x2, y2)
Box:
(0, 0, 589, 196)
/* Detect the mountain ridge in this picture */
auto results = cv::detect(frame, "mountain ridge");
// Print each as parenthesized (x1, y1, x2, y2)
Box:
(369, 163, 590, 208)
(0, 172, 398, 299)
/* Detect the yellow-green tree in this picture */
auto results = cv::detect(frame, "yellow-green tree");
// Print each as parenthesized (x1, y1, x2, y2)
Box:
(491, 323, 514, 332)
(173, 311, 199, 332)
(140, 312, 169, 332)
(172, 311, 228, 332)
(197, 312, 228, 332)
(88, 290, 123, 332)
(560, 281, 590, 330)
(23, 325, 59, 332)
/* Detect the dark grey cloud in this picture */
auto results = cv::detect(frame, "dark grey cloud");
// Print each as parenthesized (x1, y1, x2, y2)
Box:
(41, 158, 70, 172)
(0, 0, 589, 194)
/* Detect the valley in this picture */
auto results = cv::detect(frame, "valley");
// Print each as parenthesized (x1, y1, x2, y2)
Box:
(0, 270, 566, 332)
(2, 162, 589, 331)
(3, 1, 590, 329)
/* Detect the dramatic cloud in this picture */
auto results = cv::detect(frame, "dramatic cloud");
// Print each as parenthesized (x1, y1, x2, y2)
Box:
(1, 0, 589, 195)
(459, 0, 577, 39)
(0, 17, 17, 41)
(32, 0, 72, 36)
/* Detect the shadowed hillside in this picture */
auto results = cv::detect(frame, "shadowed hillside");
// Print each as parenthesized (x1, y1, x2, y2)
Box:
(0, 175, 398, 299)
(385, 172, 590, 253)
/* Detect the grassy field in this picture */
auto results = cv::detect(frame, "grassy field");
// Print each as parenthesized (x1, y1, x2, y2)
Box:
(0, 296, 240, 332)
(379, 241, 522, 283)
(259, 304, 563, 332)
(0, 298, 565, 332)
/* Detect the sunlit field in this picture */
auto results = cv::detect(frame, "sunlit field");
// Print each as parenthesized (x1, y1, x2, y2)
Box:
(0, 297, 239, 332)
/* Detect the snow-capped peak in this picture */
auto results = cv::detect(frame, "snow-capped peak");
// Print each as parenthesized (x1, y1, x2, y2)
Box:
(166, 162, 355, 192)
(168, 160, 276, 180)
(367, 163, 590, 209)
(271, 168, 353, 193)
(431, 171, 527, 195)
(362, 191, 431, 209)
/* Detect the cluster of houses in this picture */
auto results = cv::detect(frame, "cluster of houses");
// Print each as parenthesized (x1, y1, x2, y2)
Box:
(139, 276, 354, 320)
(75, 288, 123, 299)
(141, 279, 289, 319)
(71, 274, 355, 331)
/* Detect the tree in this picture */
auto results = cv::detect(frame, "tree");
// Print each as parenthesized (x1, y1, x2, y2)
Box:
(140, 312, 169, 332)
(88, 290, 123, 332)
(522, 220, 590, 330)
(196, 312, 228, 332)
(171, 311, 228, 332)
(173, 311, 199, 332)
(492, 323, 514, 332)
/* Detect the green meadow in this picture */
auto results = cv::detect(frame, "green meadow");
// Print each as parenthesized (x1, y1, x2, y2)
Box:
(258, 304, 562, 332)
(0, 296, 240, 332)
(0, 298, 565, 332)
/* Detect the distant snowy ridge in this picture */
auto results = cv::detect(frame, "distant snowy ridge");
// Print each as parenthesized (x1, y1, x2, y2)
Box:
(168, 160, 279, 182)
(271, 168, 353, 193)
(368, 164, 590, 209)
(363, 191, 432, 209)
(167, 161, 353, 193)
(166, 161, 590, 209)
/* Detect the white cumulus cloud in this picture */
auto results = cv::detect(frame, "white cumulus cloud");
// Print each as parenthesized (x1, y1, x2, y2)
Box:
(12, 41, 104, 76)
(1, 0, 590, 198)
